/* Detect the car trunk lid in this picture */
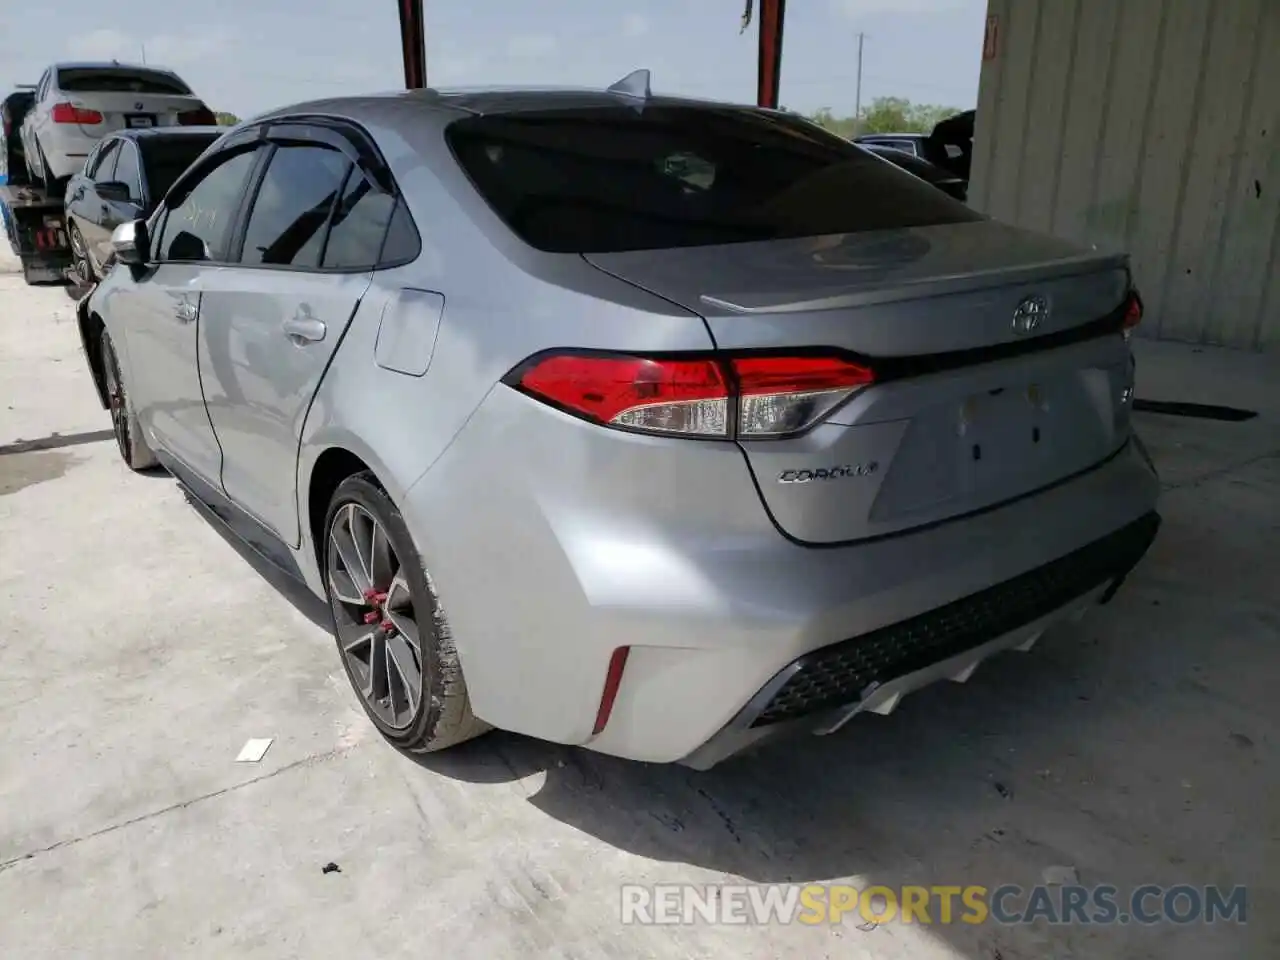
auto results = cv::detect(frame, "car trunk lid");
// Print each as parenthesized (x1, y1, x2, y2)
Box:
(66, 91, 206, 136)
(585, 219, 1136, 544)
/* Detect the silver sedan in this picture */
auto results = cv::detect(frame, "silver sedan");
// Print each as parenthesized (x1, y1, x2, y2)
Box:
(76, 80, 1159, 768)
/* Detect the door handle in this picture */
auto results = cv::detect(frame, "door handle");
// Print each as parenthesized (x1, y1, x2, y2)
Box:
(175, 301, 197, 323)
(282, 316, 326, 344)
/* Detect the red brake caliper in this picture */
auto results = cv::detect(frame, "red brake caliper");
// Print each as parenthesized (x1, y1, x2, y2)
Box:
(361, 589, 392, 631)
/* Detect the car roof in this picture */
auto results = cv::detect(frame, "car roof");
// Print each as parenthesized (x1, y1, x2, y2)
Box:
(104, 126, 223, 143)
(51, 61, 181, 74)
(253, 85, 760, 126)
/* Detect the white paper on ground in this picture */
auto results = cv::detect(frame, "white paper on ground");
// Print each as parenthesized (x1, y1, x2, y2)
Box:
(235, 738, 274, 763)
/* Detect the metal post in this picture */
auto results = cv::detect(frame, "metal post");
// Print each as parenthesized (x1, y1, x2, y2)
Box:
(398, 0, 428, 89)
(755, 0, 786, 108)
(853, 32, 865, 133)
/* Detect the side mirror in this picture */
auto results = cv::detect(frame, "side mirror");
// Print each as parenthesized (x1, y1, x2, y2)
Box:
(97, 180, 134, 204)
(110, 220, 150, 266)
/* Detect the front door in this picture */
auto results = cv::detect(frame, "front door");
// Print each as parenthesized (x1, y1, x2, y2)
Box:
(121, 143, 264, 485)
(119, 262, 220, 480)
(198, 139, 387, 545)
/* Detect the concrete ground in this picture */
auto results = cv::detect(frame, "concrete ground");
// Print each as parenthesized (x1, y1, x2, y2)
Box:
(1, 241, 1276, 960)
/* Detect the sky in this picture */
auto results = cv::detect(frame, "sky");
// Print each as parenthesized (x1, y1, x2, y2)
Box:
(0, 0, 988, 120)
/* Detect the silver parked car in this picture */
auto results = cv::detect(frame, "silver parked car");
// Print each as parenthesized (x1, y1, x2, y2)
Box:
(76, 79, 1160, 768)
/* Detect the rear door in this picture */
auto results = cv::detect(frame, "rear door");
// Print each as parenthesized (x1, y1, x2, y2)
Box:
(53, 65, 206, 134)
(198, 126, 392, 545)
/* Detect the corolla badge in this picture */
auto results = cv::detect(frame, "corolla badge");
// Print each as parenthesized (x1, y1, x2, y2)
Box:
(1012, 294, 1049, 335)
(778, 462, 879, 484)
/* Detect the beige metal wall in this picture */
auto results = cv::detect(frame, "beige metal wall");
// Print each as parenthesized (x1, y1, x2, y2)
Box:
(970, 0, 1280, 351)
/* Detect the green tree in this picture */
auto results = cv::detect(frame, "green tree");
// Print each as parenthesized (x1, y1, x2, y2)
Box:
(214, 112, 240, 126)
(808, 97, 963, 139)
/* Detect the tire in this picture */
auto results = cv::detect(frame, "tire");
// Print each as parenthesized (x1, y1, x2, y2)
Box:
(323, 473, 489, 753)
(32, 138, 49, 190)
(68, 222, 96, 284)
(100, 327, 158, 471)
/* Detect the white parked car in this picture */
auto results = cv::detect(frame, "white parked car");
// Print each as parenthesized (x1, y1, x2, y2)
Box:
(21, 61, 215, 189)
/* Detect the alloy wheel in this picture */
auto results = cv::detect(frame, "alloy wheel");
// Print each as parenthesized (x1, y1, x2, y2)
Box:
(101, 337, 131, 462)
(69, 226, 92, 285)
(327, 502, 424, 730)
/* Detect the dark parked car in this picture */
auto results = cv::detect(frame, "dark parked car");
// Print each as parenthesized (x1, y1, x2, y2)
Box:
(64, 126, 221, 280)
(862, 142, 968, 202)
(856, 109, 976, 183)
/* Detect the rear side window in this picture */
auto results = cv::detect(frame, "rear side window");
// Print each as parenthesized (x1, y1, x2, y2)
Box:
(446, 106, 980, 253)
(56, 68, 192, 96)
(239, 144, 349, 268)
(321, 169, 396, 270)
(112, 143, 142, 199)
(88, 141, 120, 180)
(378, 198, 420, 266)
(159, 148, 260, 263)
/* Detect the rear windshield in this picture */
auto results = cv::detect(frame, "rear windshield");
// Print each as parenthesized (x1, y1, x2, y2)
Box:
(445, 106, 981, 253)
(57, 68, 191, 96)
(141, 135, 221, 203)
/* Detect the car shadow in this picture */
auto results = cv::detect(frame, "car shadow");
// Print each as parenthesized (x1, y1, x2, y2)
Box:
(402, 496, 1273, 957)
(178, 484, 332, 630)
(409, 613, 1136, 884)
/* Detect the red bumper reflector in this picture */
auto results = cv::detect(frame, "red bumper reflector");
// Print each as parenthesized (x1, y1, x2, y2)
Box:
(592, 646, 631, 735)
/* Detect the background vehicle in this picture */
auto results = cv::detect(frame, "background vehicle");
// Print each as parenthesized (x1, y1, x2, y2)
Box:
(65, 126, 221, 281)
(77, 86, 1158, 769)
(21, 62, 214, 192)
(855, 132, 928, 157)
(2, 86, 72, 283)
(862, 142, 968, 202)
(856, 108, 975, 183)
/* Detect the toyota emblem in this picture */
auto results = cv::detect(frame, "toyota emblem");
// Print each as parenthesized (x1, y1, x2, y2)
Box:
(1012, 295, 1049, 335)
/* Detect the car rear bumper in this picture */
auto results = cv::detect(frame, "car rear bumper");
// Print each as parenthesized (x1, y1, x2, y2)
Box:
(679, 510, 1158, 768)
(405, 384, 1161, 766)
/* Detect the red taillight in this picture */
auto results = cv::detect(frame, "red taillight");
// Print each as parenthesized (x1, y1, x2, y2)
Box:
(592, 647, 631, 735)
(508, 351, 875, 439)
(51, 103, 103, 124)
(1122, 290, 1143, 341)
(1123, 291, 1143, 329)
(177, 107, 217, 126)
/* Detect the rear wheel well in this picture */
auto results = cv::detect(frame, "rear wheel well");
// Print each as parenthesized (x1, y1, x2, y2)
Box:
(308, 448, 375, 566)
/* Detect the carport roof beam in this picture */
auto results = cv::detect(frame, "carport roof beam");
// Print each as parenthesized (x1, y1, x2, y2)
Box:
(394, 1, 789, 108)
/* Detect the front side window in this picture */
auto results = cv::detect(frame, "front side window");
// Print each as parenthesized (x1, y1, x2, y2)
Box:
(447, 106, 979, 254)
(238, 144, 349, 268)
(112, 143, 141, 200)
(159, 148, 260, 263)
(56, 68, 192, 96)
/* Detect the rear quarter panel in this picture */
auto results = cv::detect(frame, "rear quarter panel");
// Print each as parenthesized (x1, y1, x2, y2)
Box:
(294, 105, 717, 589)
